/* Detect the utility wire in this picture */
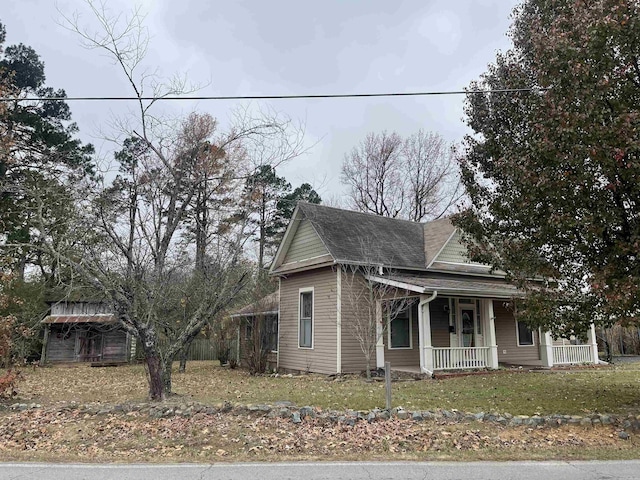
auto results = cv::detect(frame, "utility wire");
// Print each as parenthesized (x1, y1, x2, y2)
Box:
(0, 87, 549, 102)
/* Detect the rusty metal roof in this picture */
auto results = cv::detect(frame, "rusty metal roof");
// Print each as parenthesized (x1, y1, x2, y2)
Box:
(42, 314, 117, 324)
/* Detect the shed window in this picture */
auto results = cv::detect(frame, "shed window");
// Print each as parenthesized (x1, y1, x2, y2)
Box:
(299, 290, 313, 348)
(517, 320, 534, 346)
(389, 305, 412, 349)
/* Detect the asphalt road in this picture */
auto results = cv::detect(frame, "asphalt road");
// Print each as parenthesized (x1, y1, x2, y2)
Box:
(1, 461, 639, 480)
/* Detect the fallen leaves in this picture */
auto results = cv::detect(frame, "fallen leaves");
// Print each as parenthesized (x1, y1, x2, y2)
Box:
(0, 406, 637, 463)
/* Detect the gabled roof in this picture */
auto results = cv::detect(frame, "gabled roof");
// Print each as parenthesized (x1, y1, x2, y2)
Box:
(293, 203, 426, 270)
(423, 217, 456, 266)
(270, 203, 501, 277)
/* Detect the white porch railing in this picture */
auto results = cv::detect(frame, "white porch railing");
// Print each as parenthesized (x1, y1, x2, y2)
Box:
(432, 347, 491, 370)
(553, 345, 593, 365)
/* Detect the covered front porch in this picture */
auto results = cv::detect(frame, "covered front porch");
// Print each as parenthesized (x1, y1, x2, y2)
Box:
(369, 274, 599, 374)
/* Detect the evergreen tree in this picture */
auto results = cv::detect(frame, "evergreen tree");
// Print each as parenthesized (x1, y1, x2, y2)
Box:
(0, 20, 94, 280)
(456, 0, 640, 335)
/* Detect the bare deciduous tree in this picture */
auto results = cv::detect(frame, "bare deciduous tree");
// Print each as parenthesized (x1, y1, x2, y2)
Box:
(340, 131, 405, 218)
(340, 263, 413, 380)
(13, 2, 305, 400)
(341, 130, 460, 221)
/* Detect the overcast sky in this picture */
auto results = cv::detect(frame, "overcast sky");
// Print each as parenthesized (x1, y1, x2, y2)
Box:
(3, 0, 519, 202)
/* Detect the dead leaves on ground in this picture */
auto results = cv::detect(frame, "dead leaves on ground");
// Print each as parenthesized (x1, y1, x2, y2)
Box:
(0, 407, 635, 462)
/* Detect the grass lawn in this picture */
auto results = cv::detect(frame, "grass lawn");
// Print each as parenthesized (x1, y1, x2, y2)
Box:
(2, 361, 640, 463)
(9, 361, 640, 416)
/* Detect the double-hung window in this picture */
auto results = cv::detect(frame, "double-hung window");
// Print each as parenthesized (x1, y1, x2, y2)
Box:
(299, 289, 313, 348)
(516, 320, 534, 346)
(389, 303, 412, 349)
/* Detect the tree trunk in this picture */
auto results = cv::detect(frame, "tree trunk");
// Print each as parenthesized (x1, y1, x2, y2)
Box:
(365, 353, 372, 381)
(146, 354, 165, 401)
(162, 358, 173, 395)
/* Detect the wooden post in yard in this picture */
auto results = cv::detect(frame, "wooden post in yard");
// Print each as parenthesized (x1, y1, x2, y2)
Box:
(385, 361, 392, 410)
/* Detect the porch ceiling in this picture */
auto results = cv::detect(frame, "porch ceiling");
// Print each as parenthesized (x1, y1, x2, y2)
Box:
(42, 314, 117, 324)
(370, 273, 521, 299)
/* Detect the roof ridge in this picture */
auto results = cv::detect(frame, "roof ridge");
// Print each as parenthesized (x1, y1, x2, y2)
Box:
(298, 202, 450, 227)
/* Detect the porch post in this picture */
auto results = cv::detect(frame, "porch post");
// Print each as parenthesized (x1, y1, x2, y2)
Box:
(587, 323, 599, 364)
(40, 324, 50, 366)
(375, 300, 385, 368)
(539, 330, 554, 367)
(420, 294, 434, 374)
(484, 300, 499, 369)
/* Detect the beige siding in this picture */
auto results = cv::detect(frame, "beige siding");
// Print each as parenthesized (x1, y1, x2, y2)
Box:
(283, 219, 328, 264)
(435, 230, 485, 265)
(494, 301, 541, 366)
(429, 297, 451, 347)
(383, 302, 420, 367)
(278, 267, 338, 374)
(340, 273, 369, 373)
(339, 274, 421, 373)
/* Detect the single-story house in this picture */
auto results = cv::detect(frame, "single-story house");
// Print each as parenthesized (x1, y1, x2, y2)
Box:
(41, 300, 135, 364)
(267, 202, 599, 375)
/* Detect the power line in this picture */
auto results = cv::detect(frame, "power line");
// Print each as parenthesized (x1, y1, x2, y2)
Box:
(0, 87, 549, 102)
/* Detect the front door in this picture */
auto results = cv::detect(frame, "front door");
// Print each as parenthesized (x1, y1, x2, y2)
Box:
(459, 302, 476, 348)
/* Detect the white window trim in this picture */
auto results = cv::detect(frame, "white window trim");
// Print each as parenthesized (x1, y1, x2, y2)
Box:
(515, 320, 535, 347)
(298, 287, 314, 349)
(387, 303, 413, 350)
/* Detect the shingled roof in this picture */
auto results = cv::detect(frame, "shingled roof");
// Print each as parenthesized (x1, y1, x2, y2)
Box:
(297, 203, 426, 270)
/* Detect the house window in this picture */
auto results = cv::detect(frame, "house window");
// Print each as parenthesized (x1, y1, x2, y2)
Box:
(266, 314, 278, 352)
(517, 320, 534, 346)
(299, 290, 313, 348)
(389, 304, 412, 349)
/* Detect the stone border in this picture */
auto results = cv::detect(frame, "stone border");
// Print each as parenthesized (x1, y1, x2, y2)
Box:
(3, 401, 638, 435)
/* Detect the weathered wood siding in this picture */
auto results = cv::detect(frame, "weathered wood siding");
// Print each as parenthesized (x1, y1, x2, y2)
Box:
(46, 327, 76, 362)
(278, 267, 337, 374)
(283, 219, 329, 265)
(429, 297, 451, 347)
(494, 301, 541, 366)
(45, 325, 129, 363)
(102, 330, 129, 362)
(50, 302, 110, 315)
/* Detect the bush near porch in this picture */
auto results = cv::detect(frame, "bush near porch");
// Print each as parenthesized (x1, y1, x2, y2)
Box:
(5, 361, 640, 416)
